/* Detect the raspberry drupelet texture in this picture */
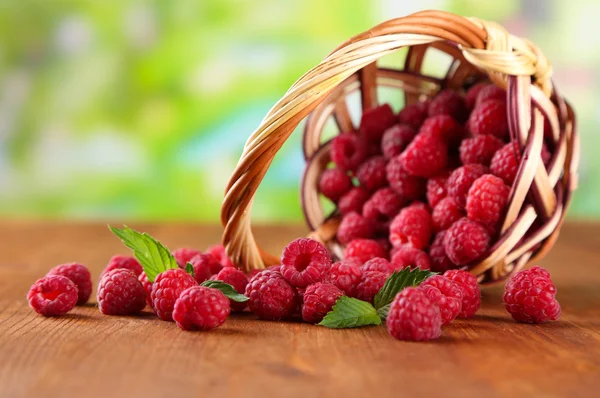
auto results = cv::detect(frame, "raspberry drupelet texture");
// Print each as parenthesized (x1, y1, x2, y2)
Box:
(386, 287, 442, 341)
(173, 248, 202, 269)
(207, 244, 235, 268)
(280, 238, 332, 288)
(97, 269, 147, 316)
(27, 275, 78, 317)
(400, 132, 449, 178)
(103, 255, 143, 277)
(420, 115, 465, 147)
(467, 100, 509, 139)
(212, 267, 249, 312)
(338, 188, 370, 216)
(426, 171, 450, 208)
(362, 257, 393, 275)
(331, 133, 368, 172)
(420, 275, 463, 324)
(381, 124, 417, 159)
(359, 104, 397, 144)
(337, 212, 374, 245)
(319, 168, 352, 202)
(390, 247, 431, 270)
(344, 239, 387, 265)
(355, 271, 388, 303)
(397, 102, 429, 129)
(138, 271, 153, 308)
(432, 197, 465, 232)
(362, 187, 403, 226)
(301, 282, 344, 323)
(428, 89, 469, 123)
(503, 266, 561, 323)
(151, 268, 198, 321)
(466, 174, 510, 229)
(389, 205, 433, 250)
(386, 156, 426, 201)
(189, 253, 223, 283)
(172, 286, 230, 331)
(356, 156, 388, 192)
(47, 262, 92, 305)
(476, 85, 506, 105)
(428, 231, 455, 273)
(245, 270, 298, 320)
(444, 269, 481, 318)
(465, 82, 488, 110)
(490, 142, 520, 186)
(459, 135, 505, 167)
(326, 260, 362, 297)
(447, 164, 489, 208)
(444, 218, 491, 266)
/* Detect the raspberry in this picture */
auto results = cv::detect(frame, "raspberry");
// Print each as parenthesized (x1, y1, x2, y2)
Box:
(428, 89, 469, 122)
(426, 171, 449, 208)
(151, 268, 198, 321)
(444, 218, 491, 265)
(381, 124, 417, 159)
(207, 244, 235, 268)
(245, 270, 298, 320)
(27, 275, 78, 317)
(97, 269, 146, 316)
(420, 275, 463, 324)
(173, 248, 202, 268)
(420, 115, 465, 147)
(138, 271, 153, 308)
(447, 164, 489, 208)
(356, 156, 388, 192)
(172, 286, 230, 331)
(47, 262, 92, 305)
(103, 255, 143, 277)
(490, 142, 520, 185)
(362, 187, 403, 225)
(280, 238, 331, 288)
(428, 231, 455, 272)
(267, 264, 281, 272)
(386, 156, 426, 201)
(444, 269, 481, 318)
(331, 134, 367, 172)
(326, 260, 362, 297)
(212, 267, 249, 312)
(390, 247, 431, 270)
(465, 82, 488, 109)
(389, 205, 432, 249)
(355, 271, 388, 303)
(336, 212, 374, 244)
(397, 102, 428, 129)
(319, 168, 352, 202)
(189, 253, 223, 283)
(338, 187, 369, 216)
(503, 266, 560, 323)
(344, 239, 387, 264)
(467, 100, 508, 139)
(466, 174, 510, 229)
(359, 104, 397, 144)
(386, 287, 442, 341)
(476, 84, 506, 105)
(400, 132, 448, 178)
(432, 197, 464, 232)
(459, 135, 504, 166)
(362, 257, 393, 275)
(301, 282, 344, 323)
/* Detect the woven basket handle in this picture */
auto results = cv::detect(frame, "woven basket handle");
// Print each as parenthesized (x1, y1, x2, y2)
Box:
(220, 10, 552, 272)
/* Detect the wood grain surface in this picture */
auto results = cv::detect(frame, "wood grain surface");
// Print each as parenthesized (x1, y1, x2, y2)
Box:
(0, 221, 599, 398)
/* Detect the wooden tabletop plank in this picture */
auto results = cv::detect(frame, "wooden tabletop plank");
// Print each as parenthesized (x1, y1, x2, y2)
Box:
(0, 221, 599, 397)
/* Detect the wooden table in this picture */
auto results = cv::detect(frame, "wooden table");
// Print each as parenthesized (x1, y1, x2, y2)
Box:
(0, 221, 599, 397)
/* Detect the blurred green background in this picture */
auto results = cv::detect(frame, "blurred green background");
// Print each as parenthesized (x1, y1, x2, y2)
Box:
(0, 0, 597, 222)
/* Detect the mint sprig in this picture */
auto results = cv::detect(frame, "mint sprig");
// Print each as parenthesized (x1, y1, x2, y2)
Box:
(201, 280, 249, 303)
(318, 296, 381, 328)
(373, 268, 435, 319)
(185, 262, 195, 278)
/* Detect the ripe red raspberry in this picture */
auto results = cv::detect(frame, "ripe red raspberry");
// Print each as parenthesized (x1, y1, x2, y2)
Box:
(138, 271, 153, 308)
(338, 187, 369, 216)
(359, 104, 397, 144)
(301, 282, 344, 323)
(355, 271, 388, 303)
(189, 253, 223, 283)
(503, 266, 560, 323)
(476, 84, 506, 105)
(400, 132, 448, 178)
(398, 102, 428, 129)
(444, 218, 491, 265)
(428, 89, 469, 123)
(27, 275, 78, 317)
(331, 133, 368, 172)
(103, 255, 143, 277)
(386, 287, 442, 341)
(420, 115, 465, 147)
(344, 239, 387, 265)
(466, 174, 510, 228)
(173, 286, 230, 331)
(444, 269, 481, 318)
(97, 269, 146, 316)
(326, 260, 362, 297)
(420, 275, 463, 324)
(447, 164, 489, 208)
(362, 257, 393, 275)
(47, 262, 92, 305)
(336, 212, 374, 244)
(490, 142, 520, 185)
(206, 244, 235, 268)
(467, 100, 508, 139)
(428, 231, 455, 272)
(319, 168, 352, 202)
(381, 124, 417, 159)
(362, 187, 403, 225)
(426, 171, 449, 208)
(173, 248, 202, 268)
(386, 156, 426, 201)
(151, 268, 198, 321)
(356, 156, 388, 192)
(245, 270, 298, 320)
(280, 238, 331, 288)
(432, 197, 464, 232)
(459, 135, 504, 166)
(389, 205, 432, 249)
(465, 82, 488, 109)
(212, 267, 249, 312)
(390, 246, 431, 270)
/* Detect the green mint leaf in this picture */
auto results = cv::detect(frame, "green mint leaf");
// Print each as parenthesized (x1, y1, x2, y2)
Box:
(373, 268, 436, 319)
(185, 262, 195, 278)
(201, 280, 249, 303)
(318, 296, 381, 328)
(109, 225, 178, 283)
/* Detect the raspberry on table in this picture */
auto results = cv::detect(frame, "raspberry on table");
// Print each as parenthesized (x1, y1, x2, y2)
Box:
(389, 205, 432, 249)
(390, 246, 431, 270)
(432, 197, 464, 232)
(151, 268, 198, 321)
(245, 270, 298, 320)
(97, 269, 147, 316)
(212, 267, 249, 312)
(359, 104, 397, 144)
(400, 132, 449, 178)
(138, 271, 153, 309)
(444, 269, 481, 318)
(467, 100, 509, 139)
(476, 84, 506, 105)
(428, 231, 456, 273)
(447, 164, 489, 208)
(420, 275, 463, 324)
(503, 266, 561, 323)
(426, 171, 450, 208)
(355, 271, 388, 303)
(338, 187, 370, 216)
(386, 156, 426, 201)
(301, 282, 344, 323)
(420, 115, 465, 147)
(47, 262, 92, 305)
(280, 238, 331, 288)
(459, 135, 504, 166)
(173, 248, 202, 269)
(206, 244, 235, 268)
(331, 133, 368, 172)
(103, 255, 143, 277)
(27, 275, 78, 317)
(386, 286, 442, 341)
(466, 174, 510, 229)
(319, 168, 352, 202)
(356, 156, 388, 192)
(490, 142, 520, 186)
(173, 286, 230, 331)
(381, 124, 417, 159)
(189, 253, 223, 283)
(344, 239, 387, 265)
(326, 260, 362, 297)
(336, 212, 374, 244)
(362, 257, 393, 275)
(362, 187, 403, 225)
(444, 218, 491, 266)
(428, 89, 469, 123)
(397, 102, 429, 129)
(465, 82, 488, 110)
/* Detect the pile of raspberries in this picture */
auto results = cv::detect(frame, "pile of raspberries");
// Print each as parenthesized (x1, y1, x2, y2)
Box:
(319, 84, 552, 272)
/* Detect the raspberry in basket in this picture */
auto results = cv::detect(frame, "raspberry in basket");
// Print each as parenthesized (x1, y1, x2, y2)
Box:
(301, 282, 344, 324)
(420, 275, 463, 325)
(428, 231, 455, 273)
(426, 171, 450, 208)
(428, 89, 469, 123)
(390, 246, 431, 270)
(389, 205, 432, 250)
(444, 269, 481, 318)
(245, 270, 298, 320)
(338, 187, 370, 216)
(27, 275, 78, 317)
(420, 114, 465, 147)
(400, 131, 448, 178)
(102, 255, 143, 277)
(503, 266, 560, 323)
(344, 239, 387, 265)
(490, 142, 520, 185)
(326, 260, 362, 297)
(381, 124, 417, 159)
(444, 218, 491, 266)
(386, 156, 426, 201)
(467, 99, 509, 139)
(386, 287, 441, 341)
(356, 156, 388, 192)
(466, 174, 510, 229)
(359, 104, 397, 144)
(173, 286, 230, 331)
(362, 257, 393, 275)
(459, 135, 504, 167)
(46, 262, 92, 305)
(151, 268, 198, 321)
(465, 82, 488, 110)
(355, 271, 388, 303)
(280, 238, 331, 288)
(362, 187, 403, 224)
(447, 164, 489, 208)
(98, 269, 146, 316)
(475, 85, 506, 105)
(319, 168, 352, 202)
(397, 102, 428, 129)
(432, 197, 464, 232)
(337, 212, 374, 245)
(173, 248, 202, 269)
(331, 133, 367, 172)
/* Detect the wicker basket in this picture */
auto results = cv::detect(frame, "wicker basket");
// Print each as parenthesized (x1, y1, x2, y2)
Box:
(221, 10, 578, 284)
